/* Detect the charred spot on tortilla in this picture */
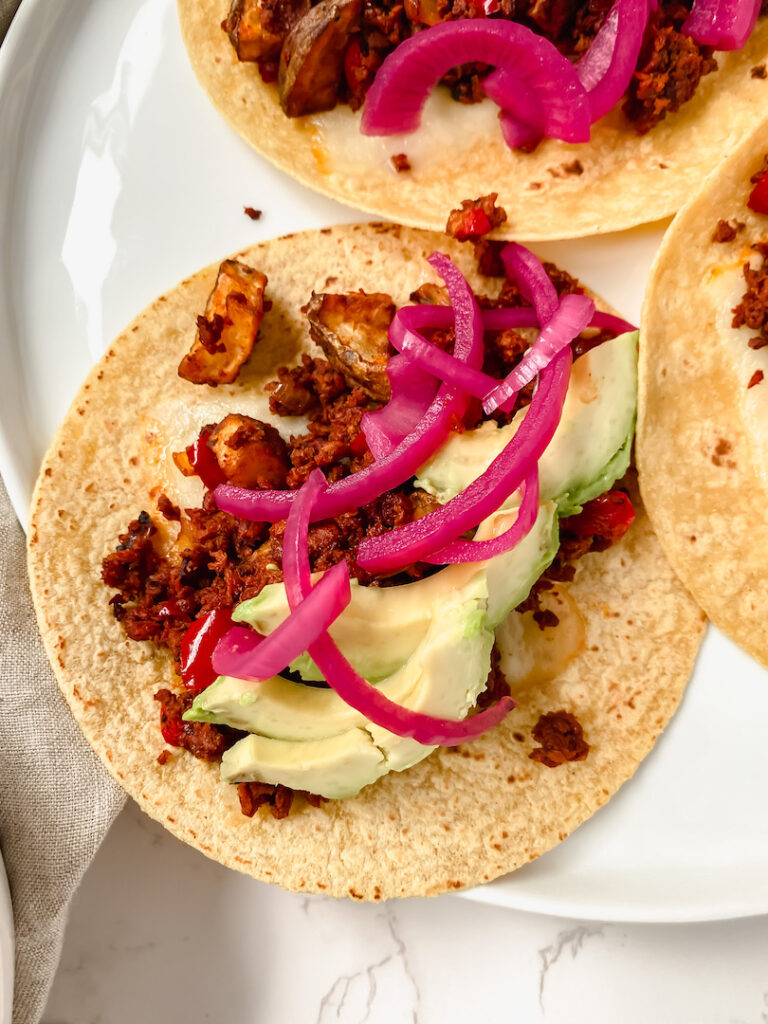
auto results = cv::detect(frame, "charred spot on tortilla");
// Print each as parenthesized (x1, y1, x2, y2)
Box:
(390, 153, 411, 173)
(751, 63, 767, 78)
(710, 439, 736, 469)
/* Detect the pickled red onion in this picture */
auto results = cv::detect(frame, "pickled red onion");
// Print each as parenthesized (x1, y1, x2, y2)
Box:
(212, 561, 351, 682)
(283, 471, 515, 746)
(361, 353, 439, 460)
(386, 300, 628, 408)
(423, 469, 539, 564)
(683, 0, 761, 49)
(389, 305, 497, 400)
(501, 243, 560, 323)
(577, 0, 651, 123)
(357, 347, 572, 573)
(360, 20, 591, 145)
(483, 294, 595, 414)
(482, 63, 590, 144)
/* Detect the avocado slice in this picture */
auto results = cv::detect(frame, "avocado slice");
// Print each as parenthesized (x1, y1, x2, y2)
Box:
(414, 331, 638, 515)
(217, 578, 494, 797)
(221, 729, 387, 800)
(231, 502, 557, 684)
(187, 576, 492, 743)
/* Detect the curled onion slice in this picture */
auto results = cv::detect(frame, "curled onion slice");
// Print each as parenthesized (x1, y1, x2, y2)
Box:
(389, 305, 497, 401)
(482, 63, 590, 144)
(501, 243, 560, 323)
(373, 302, 633, 422)
(424, 469, 539, 564)
(212, 561, 351, 682)
(283, 471, 515, 746)
(483, 294, 595, 414)
(361, 354, 439, 459)
(357, 348, 572, 573)
(577, 0, 651, 123)
(683, 0, 761, 49)
(361, 20, 591, 145)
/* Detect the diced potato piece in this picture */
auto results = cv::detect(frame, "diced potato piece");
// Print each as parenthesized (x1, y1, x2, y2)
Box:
(278, 0, 362, 118)
(224, 0, 310, 62)
(178, 260, 267, 386)
(208, 414, 289, 489)
(306, 291, 395, 401)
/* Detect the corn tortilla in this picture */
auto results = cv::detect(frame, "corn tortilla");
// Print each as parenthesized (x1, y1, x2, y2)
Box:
(638, 119, 768, 667)
(177, 1, 768, 241)
(28, 223, 705, 899)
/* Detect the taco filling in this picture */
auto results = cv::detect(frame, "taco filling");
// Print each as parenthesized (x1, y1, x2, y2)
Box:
(101, 220, 640, 818)
(221, 0, 765, 149)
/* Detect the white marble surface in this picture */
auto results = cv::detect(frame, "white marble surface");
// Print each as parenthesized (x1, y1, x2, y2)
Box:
(43, 801, 768, 1024)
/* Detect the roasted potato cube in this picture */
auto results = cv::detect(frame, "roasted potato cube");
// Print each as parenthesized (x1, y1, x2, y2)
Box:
(208, 414, 289, 489)
(306, 291, 395, 402)
(278, 0, 362, 117)
(178, 260, 267, 386)
(224, 0, 310, 62)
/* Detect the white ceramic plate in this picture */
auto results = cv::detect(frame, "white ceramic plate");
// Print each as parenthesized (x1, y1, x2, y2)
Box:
(0, 852, 12, 1024)
(2, 0, 767, 924)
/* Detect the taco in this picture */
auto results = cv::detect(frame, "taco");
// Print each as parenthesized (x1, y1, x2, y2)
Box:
(28, 222, 704, 899)
(638, 118, 768, 666)
(177, 0, 768, 240)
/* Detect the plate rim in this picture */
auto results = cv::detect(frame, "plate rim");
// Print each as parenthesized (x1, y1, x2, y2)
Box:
(1, 0, 767, 926)
(0, 0, 61, 528)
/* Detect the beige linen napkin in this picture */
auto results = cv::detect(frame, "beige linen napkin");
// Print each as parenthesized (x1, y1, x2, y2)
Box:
(0, 12, 125, 1024)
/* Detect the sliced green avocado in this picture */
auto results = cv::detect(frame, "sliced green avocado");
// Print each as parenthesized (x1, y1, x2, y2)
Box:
(216, 578, 495, 798)
(187, 577, 489, 744)
(232, 566, 482, 683)
(365, 585, 495, 773)
(230, 503, 557, 684)
(185, 649, 424, 742)
(414, 331, 638, 515)
(221, 729, 388, 800)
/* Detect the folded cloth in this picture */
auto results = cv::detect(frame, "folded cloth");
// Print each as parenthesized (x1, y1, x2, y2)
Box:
(0, 474, 125, 1024)
(0, 0, 18, 38)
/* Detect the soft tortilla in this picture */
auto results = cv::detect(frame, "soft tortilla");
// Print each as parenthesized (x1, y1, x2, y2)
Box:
(638, 119, 768, 667)
(28, 224, 704, 899)
(177, 0, 768, 241)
